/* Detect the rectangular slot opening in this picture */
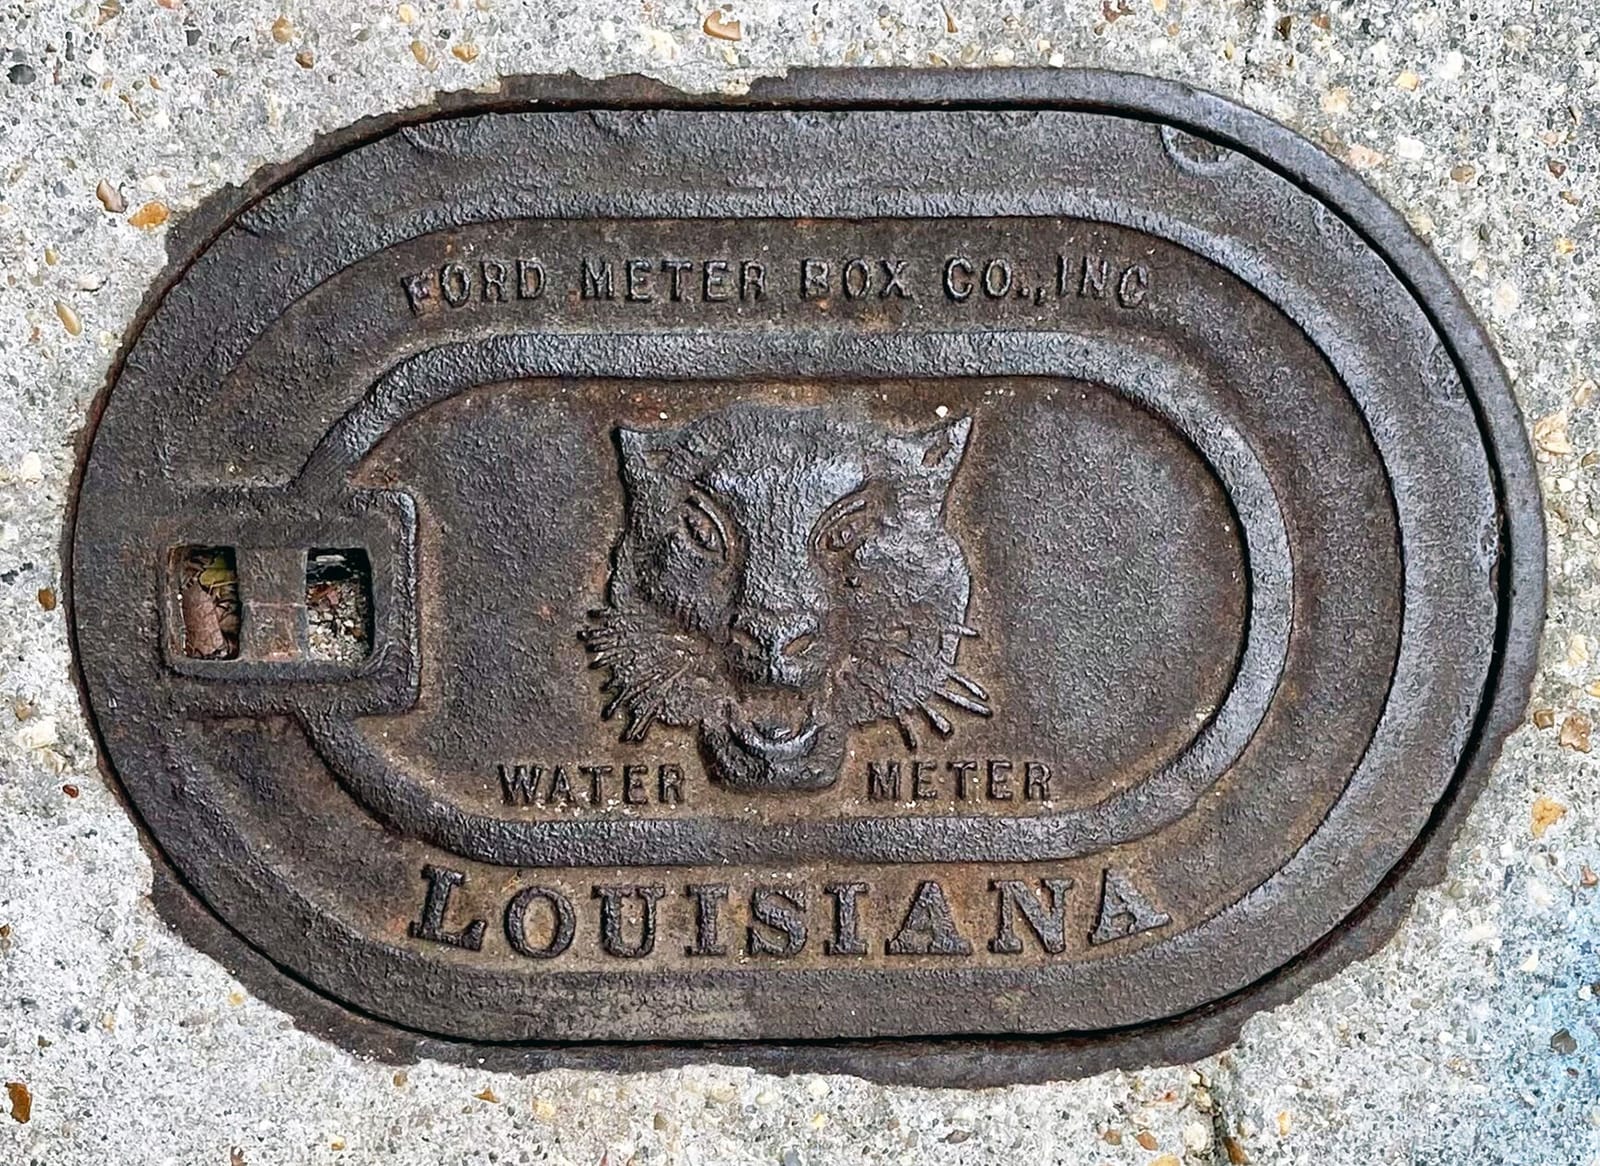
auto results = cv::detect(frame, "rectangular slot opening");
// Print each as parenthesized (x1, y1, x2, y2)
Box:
(177, 546, 240, 659)
(306, 548, 373, 663)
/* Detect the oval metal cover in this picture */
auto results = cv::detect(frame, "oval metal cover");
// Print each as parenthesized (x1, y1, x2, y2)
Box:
(68, 71, 1543, 1085)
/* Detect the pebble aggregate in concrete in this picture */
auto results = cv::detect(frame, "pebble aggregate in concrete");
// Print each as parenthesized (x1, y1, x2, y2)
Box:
(0, 1, 1596, 1163)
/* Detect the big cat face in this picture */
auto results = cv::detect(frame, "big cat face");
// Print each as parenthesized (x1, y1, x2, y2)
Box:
(583, 405, 988, 792)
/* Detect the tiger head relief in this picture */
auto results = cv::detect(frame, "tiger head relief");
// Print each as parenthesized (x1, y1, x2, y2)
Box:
(583, 404, 989, 793)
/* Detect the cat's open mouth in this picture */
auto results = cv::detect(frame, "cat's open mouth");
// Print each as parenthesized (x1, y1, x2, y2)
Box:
(727, 698, 821, 762)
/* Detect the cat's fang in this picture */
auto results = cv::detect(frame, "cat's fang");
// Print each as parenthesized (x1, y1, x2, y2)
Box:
(730, 718, 821, 762)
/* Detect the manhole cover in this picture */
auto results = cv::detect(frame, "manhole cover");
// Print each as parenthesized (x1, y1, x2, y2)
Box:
(69, 71, 1543, 1084)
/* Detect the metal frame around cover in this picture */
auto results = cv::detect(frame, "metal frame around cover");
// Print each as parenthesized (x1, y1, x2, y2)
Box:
(65, 68, 1545, 1085)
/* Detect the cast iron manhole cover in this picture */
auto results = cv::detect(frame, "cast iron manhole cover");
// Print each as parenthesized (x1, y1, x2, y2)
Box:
(69, 71, 1542, 1084)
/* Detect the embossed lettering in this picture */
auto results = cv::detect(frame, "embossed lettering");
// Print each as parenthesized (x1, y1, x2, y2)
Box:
(623, 763, 649, 804)
(545, 764, 576, 806)
(801, 258, 830, 300)
(685, 883, 730, 957)
(661, 258, 692, 302)
(408, 864, 486, 951)
(864, 757, 1051, 801)
(499, 763, 542, 805)
(1079, 255, 1109, 299)
(842, 257, 872, 299)
(986, 758, 1013, 800)
(823, 882, 868, 956)
(740, 260, 766, 300)
(625, 258, 653, 302)
(702, 259, 732, 301)
(1059, 255, 1150, 307)
(580, 763, 611, 803)
(981, 258, 1012, 298)
(582, 257, 615, 300)
(1090, 869, 1171, 945)
(1117, 263, 1150, 308)
(748, 887, 808, 957)
(879, 258, 911, 299)
(944, 256, 974, 301)
(479, 258, 507, 303)
(400, 248, 1146, 319)
(593, 884, 665, 958)
(989, 877, 1073, 954)
(949, 759, 978, 799)
(499, 761, 683, 806)
(658, 763, 684, 804)
(402, 270, 435, 314)
(440, 262, 470, 307)
(867, 759, 902, 800)
(1024, 760, 1052, 800)
(505, 885, 575, 959)
(404, 257, 546, 313)
(517, 258, 545, 299)
(886, 880, 972, 956)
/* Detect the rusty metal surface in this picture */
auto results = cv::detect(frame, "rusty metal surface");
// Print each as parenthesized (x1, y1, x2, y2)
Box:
(66, 69, 1544, 1084)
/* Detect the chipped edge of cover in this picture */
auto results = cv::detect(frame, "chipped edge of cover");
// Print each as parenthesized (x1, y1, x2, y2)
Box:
(65, 68, 1545, 1087)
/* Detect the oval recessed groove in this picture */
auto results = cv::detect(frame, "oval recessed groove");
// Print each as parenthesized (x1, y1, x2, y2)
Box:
(68, 70, 1542, 1085)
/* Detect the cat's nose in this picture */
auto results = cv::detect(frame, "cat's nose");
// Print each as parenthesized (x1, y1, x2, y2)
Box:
(730, 610, 821, 681)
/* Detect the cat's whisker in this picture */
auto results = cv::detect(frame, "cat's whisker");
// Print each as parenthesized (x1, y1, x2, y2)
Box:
(894, 712, 921, 751)
(585, 640, 630, 666)
(623, 704, 660, 742)
(934, 687, 992, 718)
(917, 700, 954, 736)
(947, 670, 990, 702)
(603, 676, 661, 720)
(601, 655, 692, 731)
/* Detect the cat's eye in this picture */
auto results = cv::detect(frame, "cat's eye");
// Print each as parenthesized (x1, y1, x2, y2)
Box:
(815, 492, 879, 554)
(682, 494, 728, 557)
(823, 514, 872, 552)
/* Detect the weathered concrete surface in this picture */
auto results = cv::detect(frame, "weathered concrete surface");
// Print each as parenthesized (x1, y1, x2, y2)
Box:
(0, 1, 1595, 1163)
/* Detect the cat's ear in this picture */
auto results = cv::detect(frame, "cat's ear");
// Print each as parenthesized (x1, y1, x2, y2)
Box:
(614, 425, 677, 485)
(904, 415, 972, 493)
